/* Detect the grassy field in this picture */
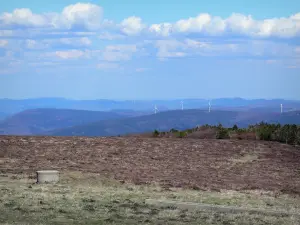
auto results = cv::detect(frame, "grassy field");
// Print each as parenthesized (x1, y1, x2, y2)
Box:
(1, 171, 300, 225)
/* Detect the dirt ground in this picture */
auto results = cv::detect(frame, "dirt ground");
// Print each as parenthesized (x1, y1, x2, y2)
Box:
(1, 136, 300, 194)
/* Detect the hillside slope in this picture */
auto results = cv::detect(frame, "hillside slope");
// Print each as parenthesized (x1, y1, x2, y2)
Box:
(49, 110, 300, 137)
(0, 112, 8, 121)
(266, 111, 300, 124)
(49, 109, 240, 136)
(1, 136, 300, 193)
(0, 108, 127, 135)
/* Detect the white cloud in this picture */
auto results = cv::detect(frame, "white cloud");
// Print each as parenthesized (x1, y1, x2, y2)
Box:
(0, 8, 48, 28)
(0, 3, 299, 39)
(120, 16, 145, 35)
(59, 3, 103, 30)
(0, 3, 103, 30)
(153, 38, 300, 60)
(154, 39, 211, 59)
(98, 32, 125, 40)
(59, 37, 92, 46)
(149, 13, 300, 38)
(102, 45, 137, 61)
(149, 23, 172, 37)
(155, 40, 186, 59)
(55, 49, 85, 59)
(25, 39, 50, 49)
(174, 13, 213, 33)
(0, 40, 8, 47)
(80, 37, 92, 46)
(25, 39, 36, 49)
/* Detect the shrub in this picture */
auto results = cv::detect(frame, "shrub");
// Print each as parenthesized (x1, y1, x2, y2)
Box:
(216, 127, 230, 139)
(186, 129, 193, 134)
(170, 128, 179, 133)
(177, 131, 187, 138)
(152, 129, 160, 137)
(255, 122, 277, 141)
(232, 124, 238, 130)
(296, 127, 300, 145)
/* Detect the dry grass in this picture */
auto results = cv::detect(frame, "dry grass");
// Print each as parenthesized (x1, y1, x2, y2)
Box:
(1, 136, 300, 194)
(1, 136, 300, 224)
(1, 171, 300, 225)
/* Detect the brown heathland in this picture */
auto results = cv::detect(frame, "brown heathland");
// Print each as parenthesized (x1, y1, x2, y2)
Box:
(1, 136, 300, 194)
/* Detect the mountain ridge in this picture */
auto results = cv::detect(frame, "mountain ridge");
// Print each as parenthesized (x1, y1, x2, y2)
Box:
(48, 109, 300, 137)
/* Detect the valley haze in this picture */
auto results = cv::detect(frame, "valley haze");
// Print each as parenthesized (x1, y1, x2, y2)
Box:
(0, 97, 300, 136)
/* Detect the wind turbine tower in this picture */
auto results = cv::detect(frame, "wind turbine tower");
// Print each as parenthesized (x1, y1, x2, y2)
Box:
(280, 104, 283, 114)
(208, 100, 211, 113)
(154, 105, 158, 114)
(181, 101, 184, 111)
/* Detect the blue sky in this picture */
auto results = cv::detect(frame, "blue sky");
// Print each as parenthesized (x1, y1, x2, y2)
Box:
(0, 0, 299, 100)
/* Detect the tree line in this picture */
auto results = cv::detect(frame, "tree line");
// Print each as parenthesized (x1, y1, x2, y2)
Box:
(153, 122, 300, 146)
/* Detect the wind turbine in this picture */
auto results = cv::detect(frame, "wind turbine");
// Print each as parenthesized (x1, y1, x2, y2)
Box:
(181, 100, 184, 111)
(208, 100, 211, 113)
(280, 104, 283, 114)
(154, 105, 158, 114)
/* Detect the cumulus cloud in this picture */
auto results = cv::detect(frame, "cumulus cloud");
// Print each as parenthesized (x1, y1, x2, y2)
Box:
(1, 3, 299, 72)
(149, 23, 173, 37)
(0, 3, 299, 39)
(150, 13, 300, 38)
(0, 3, 103, 30)
(120, 17, 145, 35)
(59, 3, 103, 30)
(55, 49, 85, 59)
(0, 8, 48, 28)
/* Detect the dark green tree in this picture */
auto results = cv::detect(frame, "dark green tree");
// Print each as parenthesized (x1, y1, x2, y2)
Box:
(152, 129, 160, 137)
(232, 124, 238, 130)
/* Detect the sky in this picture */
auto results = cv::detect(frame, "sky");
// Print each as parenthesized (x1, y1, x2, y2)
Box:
(0, 0, 299, 100)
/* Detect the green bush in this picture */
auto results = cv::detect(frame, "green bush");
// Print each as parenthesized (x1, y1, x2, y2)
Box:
(163, 123, 300, 147)
(296, 127, 300, 145)
(152, 129, 160, 137)
(255, 122, 278, 141)
(216, 127, 230, 139)
(177, 131, 187, 138)
(186, 129, 193, 134)
(232, 124, 238, 130)
(170, 128, 179, 133)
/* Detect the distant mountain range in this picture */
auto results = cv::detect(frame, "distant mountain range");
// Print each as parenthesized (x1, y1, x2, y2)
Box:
(0, 108, 148, 135)
(0, 112, 8, 121)
(1, 97, 300, 115)
(48, 109, 300, 137)
(0, 98, 300, 137)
